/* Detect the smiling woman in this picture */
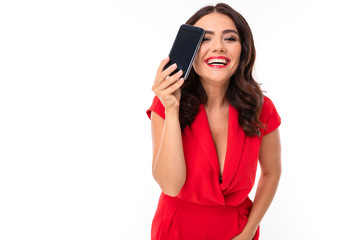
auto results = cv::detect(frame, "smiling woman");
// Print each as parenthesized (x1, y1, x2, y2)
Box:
(193, 13, 241, 82)
(146, 3, 281, 240)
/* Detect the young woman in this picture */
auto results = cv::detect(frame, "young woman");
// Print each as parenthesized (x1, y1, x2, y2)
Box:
(146, 3, 281, 240)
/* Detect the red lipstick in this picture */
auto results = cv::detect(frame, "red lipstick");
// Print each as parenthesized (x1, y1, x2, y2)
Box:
(204, 56, 231, 68)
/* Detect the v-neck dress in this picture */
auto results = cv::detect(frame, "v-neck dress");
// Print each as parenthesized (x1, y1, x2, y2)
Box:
(146, 95, 281, 240)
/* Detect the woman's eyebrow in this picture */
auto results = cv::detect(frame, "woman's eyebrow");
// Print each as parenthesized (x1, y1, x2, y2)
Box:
(205, 29, 239, 36)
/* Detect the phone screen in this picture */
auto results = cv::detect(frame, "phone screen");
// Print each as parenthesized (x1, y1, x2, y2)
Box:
(164, 25, 204, 79)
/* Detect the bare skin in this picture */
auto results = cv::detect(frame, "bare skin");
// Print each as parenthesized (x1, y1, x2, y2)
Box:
(151, 12, 281, 240)
(151, 57, 186, 197)
(204, 103, 229, 176)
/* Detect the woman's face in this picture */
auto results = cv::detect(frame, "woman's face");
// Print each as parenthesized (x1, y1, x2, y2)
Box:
(193, 13, 241, 84)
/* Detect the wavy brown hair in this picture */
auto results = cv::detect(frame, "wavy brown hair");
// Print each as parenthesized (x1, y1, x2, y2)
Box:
(179, 3, 264, 136)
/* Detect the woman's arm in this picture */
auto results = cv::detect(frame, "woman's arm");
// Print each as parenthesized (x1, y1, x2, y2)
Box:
(150, 57, 186, 197)
(151, 108, 186, 197)
(233, 128, 282, 240)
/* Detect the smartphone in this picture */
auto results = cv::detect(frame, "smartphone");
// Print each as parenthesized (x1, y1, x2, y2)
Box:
(163, 24, 205, 79)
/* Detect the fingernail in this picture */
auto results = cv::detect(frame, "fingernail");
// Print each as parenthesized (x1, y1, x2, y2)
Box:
(172, 63, 177, 68)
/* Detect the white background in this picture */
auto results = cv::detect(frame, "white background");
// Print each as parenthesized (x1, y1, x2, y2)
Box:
(1, 0, 359, 239)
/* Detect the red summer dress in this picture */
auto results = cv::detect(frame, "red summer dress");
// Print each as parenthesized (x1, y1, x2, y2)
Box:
(146, 95, 281, 240)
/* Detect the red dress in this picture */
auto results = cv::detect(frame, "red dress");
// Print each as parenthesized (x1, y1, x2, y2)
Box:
(146, 95, 281, 240)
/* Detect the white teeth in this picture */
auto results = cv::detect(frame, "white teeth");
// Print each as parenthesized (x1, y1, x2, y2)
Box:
(207, 58, 228, 65)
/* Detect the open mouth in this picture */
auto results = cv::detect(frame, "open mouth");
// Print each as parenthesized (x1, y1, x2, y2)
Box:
(205, 56, 231, 68)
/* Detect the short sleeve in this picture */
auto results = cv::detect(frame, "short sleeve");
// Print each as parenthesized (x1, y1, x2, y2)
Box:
(146, 96, 165, 120)
(261, 96, 281, 135)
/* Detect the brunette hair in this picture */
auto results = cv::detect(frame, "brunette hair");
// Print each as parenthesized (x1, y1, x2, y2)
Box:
(179, 3, 264, 136)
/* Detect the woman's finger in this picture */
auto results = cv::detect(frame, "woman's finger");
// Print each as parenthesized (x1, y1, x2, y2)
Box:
(154, 59, 177, 87)
(163, 78, 184, 97)
(159, 62, 178, 80)
(153, 57, 171, 88)
(156, 56, 170, 76)
(157, 70, 183, 91)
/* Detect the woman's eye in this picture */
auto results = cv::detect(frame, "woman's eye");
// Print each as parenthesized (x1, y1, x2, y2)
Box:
(202, 37, 210, 42)
(225, 37, 236, 41)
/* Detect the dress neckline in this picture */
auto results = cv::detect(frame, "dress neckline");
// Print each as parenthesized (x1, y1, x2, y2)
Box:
(200, 103, 231, 182)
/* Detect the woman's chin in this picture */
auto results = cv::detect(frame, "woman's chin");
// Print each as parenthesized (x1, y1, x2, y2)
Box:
(199, 74, 231, 84)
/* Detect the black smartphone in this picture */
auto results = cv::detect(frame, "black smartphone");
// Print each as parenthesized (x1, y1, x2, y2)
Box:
(163, 24, 205, 79)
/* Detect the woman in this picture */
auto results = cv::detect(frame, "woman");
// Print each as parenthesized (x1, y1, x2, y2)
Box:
(146, 3, 281, 240)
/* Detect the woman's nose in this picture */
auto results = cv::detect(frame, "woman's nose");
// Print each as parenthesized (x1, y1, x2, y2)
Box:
(210, 38, 225, 53)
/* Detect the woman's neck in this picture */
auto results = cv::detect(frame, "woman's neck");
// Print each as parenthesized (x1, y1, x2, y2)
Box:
(200, 78, 230, 111)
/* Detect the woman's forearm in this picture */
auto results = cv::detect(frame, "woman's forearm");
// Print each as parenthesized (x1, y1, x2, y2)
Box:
(152, 108, 186, 197)
(240, 172, 281, 239)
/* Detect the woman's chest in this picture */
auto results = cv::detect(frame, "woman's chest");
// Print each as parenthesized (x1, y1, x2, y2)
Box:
(207, 113, 229, 175)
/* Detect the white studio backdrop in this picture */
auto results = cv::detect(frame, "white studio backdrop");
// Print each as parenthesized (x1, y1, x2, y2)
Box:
(0, 0, 359, 239)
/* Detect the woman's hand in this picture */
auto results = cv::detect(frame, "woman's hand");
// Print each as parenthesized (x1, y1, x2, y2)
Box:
(231, 230, 255, 240)
(152, 57, 185, 111)
(231, 234, 252, 240)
